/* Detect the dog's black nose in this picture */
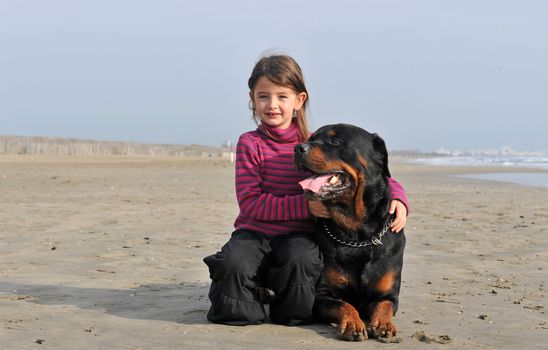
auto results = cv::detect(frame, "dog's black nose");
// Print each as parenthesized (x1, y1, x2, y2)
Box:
(295, 143, 311, 154)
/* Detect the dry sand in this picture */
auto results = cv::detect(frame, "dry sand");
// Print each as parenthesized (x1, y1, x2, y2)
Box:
(1, 155, 546, 349)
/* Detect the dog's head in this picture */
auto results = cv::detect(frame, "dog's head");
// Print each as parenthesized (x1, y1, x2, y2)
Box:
(294, 123, 391, 231)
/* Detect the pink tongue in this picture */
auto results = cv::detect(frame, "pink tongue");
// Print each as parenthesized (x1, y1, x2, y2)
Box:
(299, 174, 332, 193)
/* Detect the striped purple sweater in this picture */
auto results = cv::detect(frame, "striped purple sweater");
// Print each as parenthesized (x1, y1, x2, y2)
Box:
(233, 122, 409, 236)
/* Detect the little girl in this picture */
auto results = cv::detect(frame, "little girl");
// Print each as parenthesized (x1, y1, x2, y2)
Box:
(204, 54, 409, 326)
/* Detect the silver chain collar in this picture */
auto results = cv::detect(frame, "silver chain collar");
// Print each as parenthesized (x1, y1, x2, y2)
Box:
(322, 218, 393, 248)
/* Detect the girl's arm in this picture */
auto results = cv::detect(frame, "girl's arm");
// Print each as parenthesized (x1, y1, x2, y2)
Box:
(388, 177, 410, 233)
(235, 135, 310, 222)
(388, 178, 410, 212)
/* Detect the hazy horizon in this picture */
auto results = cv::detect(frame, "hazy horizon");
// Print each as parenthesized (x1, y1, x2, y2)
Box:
(2, 1, 547, 152)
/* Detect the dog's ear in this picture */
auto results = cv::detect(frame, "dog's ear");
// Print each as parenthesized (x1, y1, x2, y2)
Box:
(372, 134, 391, 178)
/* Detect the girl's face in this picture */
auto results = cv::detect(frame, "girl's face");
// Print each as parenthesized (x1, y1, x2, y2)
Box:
(250, 76, 307, 129)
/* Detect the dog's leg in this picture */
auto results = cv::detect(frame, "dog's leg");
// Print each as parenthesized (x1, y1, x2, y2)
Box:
(367, 300, 397, 338)
(315, 298, 367, 341)
(335, 302, 368, 341)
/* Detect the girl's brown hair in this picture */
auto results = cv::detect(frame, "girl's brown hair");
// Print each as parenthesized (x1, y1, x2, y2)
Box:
(248, 54, 310, 142)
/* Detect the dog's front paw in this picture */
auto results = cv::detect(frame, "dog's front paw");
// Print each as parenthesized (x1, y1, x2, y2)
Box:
(336, 314, 367, 341)
(368, 318, 397, 338)
(368, 300, 397, 338)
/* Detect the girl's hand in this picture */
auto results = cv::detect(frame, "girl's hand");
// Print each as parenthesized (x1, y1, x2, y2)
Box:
(308, 200, 330, 218)
(389, 200, 407, 233)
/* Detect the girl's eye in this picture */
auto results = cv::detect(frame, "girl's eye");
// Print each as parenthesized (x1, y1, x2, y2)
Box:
(329, 137, 343, 145)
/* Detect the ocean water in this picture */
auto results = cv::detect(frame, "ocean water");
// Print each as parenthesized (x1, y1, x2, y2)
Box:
(412, 156, 548, 188)
(413, 155, 548, 169)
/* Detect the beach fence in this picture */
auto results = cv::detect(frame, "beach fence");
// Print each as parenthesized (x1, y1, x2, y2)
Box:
(0, 135, 231, 158)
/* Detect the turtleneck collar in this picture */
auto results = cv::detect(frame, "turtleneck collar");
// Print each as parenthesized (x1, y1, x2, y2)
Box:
(258, 122, 300, 143)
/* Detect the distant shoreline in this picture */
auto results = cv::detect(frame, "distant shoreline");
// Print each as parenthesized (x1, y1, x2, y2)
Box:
(1, 135, 430, 159)
(2, 135, 547, 167)
(411, 155, 548, 170)
(0, 135, 232, 158)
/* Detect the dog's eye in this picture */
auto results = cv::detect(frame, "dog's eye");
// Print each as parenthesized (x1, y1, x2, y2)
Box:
(328, 137, 343, 145)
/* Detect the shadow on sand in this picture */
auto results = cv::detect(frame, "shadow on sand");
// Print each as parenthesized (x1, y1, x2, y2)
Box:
(0, 280, 341, 341)
(0, 281, 210, 325)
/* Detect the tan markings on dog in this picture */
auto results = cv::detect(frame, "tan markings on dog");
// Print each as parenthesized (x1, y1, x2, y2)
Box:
(325, 267, 350, 288)
(306, 155, 366, 231)
(370, 300, 394, 320)
(328, 302, 359, 320)
(329, 302, 367, 340)
(358, 156, 368, 169)
(306, 147, 330, 169)
(369, 300, 397, 337)
(375, 271, 396, 294)
(353, 169, 366, 223)
(322, 159, 366, 231)
(320, 159, 358, 181)
(327, 129, 336, 138)
(354, 156, 368, 222)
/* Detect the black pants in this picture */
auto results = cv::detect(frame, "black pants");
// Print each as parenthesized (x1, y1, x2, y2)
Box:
(203, 230, 322, 326)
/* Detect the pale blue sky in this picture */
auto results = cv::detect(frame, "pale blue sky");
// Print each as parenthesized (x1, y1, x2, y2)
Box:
(1, 0, 547, 152)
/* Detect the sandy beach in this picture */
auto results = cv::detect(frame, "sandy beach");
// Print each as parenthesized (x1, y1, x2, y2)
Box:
(1, 155, 546, 349)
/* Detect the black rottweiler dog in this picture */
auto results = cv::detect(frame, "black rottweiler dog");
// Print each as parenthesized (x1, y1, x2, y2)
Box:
(294, 124, 405, 341)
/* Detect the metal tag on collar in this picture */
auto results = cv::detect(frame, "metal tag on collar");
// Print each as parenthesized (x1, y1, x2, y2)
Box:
(371, 237, 383, 246)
